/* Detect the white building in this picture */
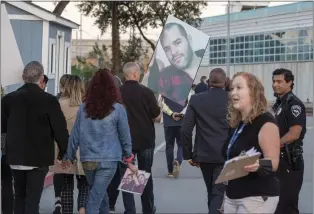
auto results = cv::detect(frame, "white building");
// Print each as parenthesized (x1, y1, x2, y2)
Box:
(197, 1, 313, 103)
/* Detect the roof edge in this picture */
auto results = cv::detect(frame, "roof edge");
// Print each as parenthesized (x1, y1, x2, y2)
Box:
(4, 1, 79, 29)
(201, 1, 312, 24)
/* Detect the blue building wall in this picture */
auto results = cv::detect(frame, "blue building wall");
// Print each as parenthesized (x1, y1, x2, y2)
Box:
(5, 20, 43, 94)
(10, 20, 43, 65)
(49, 22, 72, 42)
(47, 22, 72, 96)
(3, 3, 74, 95)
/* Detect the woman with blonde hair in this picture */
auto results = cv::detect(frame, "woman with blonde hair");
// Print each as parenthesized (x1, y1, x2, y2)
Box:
(222, 72, 280, 213)
(53, 73, 72, 214)
(58, 75, 89, 214)
(57, 74, 71, 99)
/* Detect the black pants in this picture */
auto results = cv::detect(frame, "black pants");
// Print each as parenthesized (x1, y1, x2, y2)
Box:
(1, 155, 14, 214)
(200, 163, 225, 214)
(62, 174, 90, 214)
(164, 126, 183, 173)
(12, 167, 49, 214)
(54, 173, 64, 198)
(107, 164, 121, 209)
(53, 173, 89, 213)
(275, 157, 304, 214)
(121, 148, 155, 214)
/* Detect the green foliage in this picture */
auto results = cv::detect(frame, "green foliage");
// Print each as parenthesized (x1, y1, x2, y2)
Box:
(83, 35, 147, 76)
(1, 86, 4, 98)
(71, 65, 96, 82)
(76, 1, 208, 50)
(89, 42, 108, 59)
(121, 34, 148, 67)
(72, 56, 97, 82)
(88, 42, 111, 69)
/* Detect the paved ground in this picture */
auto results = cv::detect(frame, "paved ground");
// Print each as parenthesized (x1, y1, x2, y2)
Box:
(40, 119, 314, 213)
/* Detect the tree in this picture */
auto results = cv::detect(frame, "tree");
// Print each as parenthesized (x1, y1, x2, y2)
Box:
(121, 33, 148, 68)
(88, 42, 111, 69)
(72, 56, 97, 82)
(76, 1, 207, 73)
(52, 1, 70, 15)
(121, 1, 208, 50)
(77, 2, 124, 74)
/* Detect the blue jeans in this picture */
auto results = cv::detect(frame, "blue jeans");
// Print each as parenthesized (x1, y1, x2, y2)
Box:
(84, 161, 118, 214)
(121, 148, 155, 214)
(164, 126, 183, 173)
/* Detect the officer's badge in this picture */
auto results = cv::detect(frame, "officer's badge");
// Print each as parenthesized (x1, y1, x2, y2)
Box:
(276, 108, 282, 115)
(291, 105, 301, 117)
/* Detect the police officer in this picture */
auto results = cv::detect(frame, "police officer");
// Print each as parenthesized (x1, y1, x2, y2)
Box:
(272, 68, 306, 214)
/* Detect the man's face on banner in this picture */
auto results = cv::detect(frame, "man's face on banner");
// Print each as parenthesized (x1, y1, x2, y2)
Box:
(161, 25, 193, 70)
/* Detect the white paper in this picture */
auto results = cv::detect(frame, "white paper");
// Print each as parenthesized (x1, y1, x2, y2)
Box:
(118, 168, 151, 195)
(225, 147, 261, 166)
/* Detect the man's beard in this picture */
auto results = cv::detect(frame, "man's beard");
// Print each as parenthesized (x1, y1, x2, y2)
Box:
(172, 48, 194, 70)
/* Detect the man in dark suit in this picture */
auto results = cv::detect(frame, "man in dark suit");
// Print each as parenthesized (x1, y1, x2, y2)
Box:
(1, 61, 69, 214)
(181, 68, 229, 214)
(194, 76, 209, 94)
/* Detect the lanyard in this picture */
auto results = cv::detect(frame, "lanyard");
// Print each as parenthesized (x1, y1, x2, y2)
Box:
(226, 123, 246, 160)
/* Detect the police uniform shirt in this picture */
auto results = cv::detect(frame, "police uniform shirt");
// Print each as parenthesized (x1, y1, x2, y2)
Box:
(273, 91, 306, 144)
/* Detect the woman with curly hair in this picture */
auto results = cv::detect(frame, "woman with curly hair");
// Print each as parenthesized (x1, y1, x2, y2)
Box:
(222, 72, 280, 213)
(64, 68, 137, 214)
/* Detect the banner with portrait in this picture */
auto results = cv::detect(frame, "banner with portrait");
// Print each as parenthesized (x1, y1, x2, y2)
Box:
(141, 15, 210, 106)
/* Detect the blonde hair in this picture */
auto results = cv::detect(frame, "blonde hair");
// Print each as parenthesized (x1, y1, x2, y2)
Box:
(227, 72, 268, 128)
(61, 75, 85, 106)
(59, 74, 71, 93)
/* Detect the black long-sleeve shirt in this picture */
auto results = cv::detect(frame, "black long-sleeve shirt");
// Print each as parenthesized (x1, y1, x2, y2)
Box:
(1, 83, 69, 167)
(120, 80, 160, 150)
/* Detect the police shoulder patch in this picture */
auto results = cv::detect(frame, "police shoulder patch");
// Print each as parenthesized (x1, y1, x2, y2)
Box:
(291, 105, 302, 117)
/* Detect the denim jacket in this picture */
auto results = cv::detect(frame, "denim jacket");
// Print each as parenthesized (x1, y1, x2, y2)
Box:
(65, 102, 132, 162)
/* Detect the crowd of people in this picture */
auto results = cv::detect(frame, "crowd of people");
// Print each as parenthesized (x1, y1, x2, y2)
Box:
(1, 58, 306, 214)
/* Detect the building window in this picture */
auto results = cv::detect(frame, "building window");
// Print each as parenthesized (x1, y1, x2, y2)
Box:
(64, 42, 71, 74)
(208, 27, 313, 65)
(48, 39, 56, 76)
(65, 48, 69, 73)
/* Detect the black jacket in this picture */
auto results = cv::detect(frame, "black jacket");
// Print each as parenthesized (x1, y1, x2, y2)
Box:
(1, 83, 69, 167)
(181, 88, 229, 163)
(194, 82, 208, 94)
(120, 80, 160, 150)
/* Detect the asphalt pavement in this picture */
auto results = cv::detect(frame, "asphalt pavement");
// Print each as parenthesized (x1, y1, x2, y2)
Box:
(40, 119, 314, 214)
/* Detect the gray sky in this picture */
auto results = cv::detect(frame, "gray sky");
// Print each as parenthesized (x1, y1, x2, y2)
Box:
(34, 1, 292, 40)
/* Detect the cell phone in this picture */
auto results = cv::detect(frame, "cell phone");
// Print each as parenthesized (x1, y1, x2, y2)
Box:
(175, 113, 184, 119)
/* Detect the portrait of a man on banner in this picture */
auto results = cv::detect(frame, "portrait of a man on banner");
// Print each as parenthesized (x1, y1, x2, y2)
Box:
(142, 15, 210, 106)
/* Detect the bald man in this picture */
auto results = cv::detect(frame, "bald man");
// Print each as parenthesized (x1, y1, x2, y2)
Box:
(120, 62, 160, 214)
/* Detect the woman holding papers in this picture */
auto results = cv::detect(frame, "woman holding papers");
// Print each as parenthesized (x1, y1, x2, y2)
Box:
(222, 72, 280, 213)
